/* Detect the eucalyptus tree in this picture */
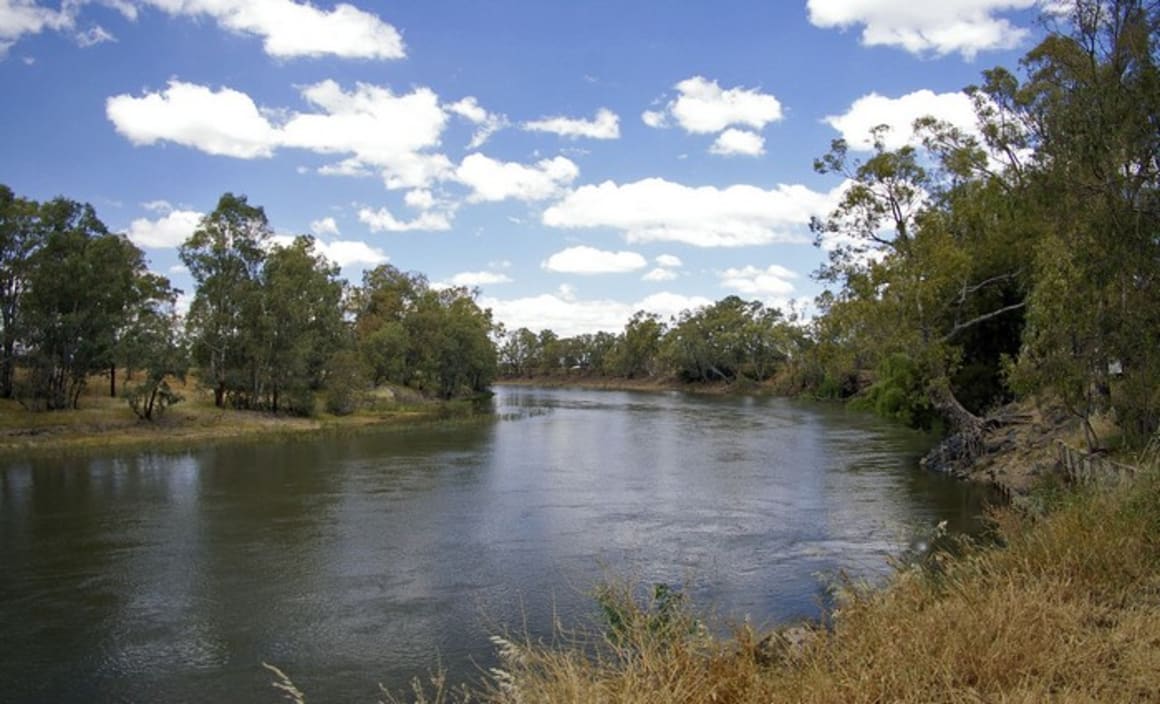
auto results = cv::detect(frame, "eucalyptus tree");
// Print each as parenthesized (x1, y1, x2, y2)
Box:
(21, 198, 162, 409)
(260, 235, 345, 414)
(1007, 0, 1160, 446)
(179, 193, 271, 408)
(0, 185, 39, 398)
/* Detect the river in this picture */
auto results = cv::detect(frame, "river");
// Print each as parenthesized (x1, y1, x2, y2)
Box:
(0, 386, 994, 702)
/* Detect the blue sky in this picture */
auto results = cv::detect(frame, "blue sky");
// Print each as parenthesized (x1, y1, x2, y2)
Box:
(0, 1, 1049, 336)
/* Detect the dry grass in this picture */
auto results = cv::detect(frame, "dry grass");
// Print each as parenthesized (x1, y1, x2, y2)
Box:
(0, 372, 482, 456)
(363, 462, 1160, 703)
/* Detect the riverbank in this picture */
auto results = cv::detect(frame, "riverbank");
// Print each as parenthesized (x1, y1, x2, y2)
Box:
(0, 387, 486, 457)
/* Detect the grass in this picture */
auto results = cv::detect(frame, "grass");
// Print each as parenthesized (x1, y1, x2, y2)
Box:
(358, 458, 1160, 704)
(0, 374, 489, 457)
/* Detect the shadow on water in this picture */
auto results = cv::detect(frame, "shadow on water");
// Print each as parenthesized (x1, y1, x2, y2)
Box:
(0, 386, 1000, 701)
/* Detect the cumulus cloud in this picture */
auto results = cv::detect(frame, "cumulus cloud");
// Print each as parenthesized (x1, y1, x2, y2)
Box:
(655, 254, 683, 268)
(641, 110, 667, 128)
(710, 128, 765, 157)
(358, 206, 452, 232)
(648, 76, 783, 134)
(480, 290, 712, 338)
(271, 233, 388, 268)
(719, 264, 798, 297)
(456, 153, 579, 202)
(310, 239, 388, 268)
(523, 108, 620, 140)
(642, 268, 677, 282)
(824, 89, 980, 150)
(75, 24, 115, 47)
(447, 96, 508, 148)
(404, 189, 435, 210)
(127, 208, 204, 248)
(542, 245, 648, 275)
(310, 216, 340, 236)
(107, 79, 453, 189)
(441, 271, 513, 287)
(0, 0, 72, 56)
(543, 177, 842, 248)
(106, 80, 281, 158)
(141, 0, 406, 60)
(282, 80, 451, 190)
(806, 0, 1038, 58)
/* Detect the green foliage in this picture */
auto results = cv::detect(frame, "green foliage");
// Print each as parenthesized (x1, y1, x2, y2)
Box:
(323, 349, 368, 416)
(594, 581, 697, 648)
(353, 264, 497, 400)
(852, 353, 936, 429)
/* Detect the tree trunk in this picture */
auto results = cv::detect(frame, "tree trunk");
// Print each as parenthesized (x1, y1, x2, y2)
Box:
(928, 380, 985, 464)
(214, 382, 225, 408)
(109, 364, 116, 398)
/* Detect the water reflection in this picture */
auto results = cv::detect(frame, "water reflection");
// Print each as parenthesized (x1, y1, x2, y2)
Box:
(0, 387, 996, 702)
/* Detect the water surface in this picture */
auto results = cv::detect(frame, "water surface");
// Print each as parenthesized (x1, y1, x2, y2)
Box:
(0, 386, 993, 702)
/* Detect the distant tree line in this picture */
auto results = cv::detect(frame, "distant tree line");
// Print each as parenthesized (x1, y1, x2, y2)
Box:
(0, 190, 497, 418)
(498, 297, 806, 386)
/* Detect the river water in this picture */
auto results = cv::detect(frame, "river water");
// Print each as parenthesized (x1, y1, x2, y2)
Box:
(0, 386, 994, 702)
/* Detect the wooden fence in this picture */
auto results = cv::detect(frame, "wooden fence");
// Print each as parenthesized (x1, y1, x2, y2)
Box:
(1055, 440, 1139, 486)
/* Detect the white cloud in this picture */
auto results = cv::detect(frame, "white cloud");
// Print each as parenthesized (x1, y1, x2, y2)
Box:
(141, 199, 173, 213)
(655, 254, 683, 268)
(806, 0, 1037, 58)
(0, 0, 72, 57)
(404, 189, 435, 210)
(649, 76, 783, 134)
(270, 233, 388, 268)
(168, 263, 189, 275)
(282, 80, 451, 190)
(523, 108, 620, 140)
(710, 128, 765, 157)
(642, 268, 677, 282)
(542, 245, 648, 275)
(825, 89, 979, 150)
(75, 24, 115, 47)
(108, 79, 453, 190)
(141, 0, 405, 60)
(720, 264, 798, 296)
(480, 290, 711, 337)
(358, 206, 452, 232)
(448, 96, 508, 148)
(318, 158, 373, 178)
(312, 239, 388, 268)
(310, 216, 339, 236)
(443, 271, 513, 287)
(456, 153, 579, 202)
(641, 110, 667, 128)
(106, 80, 279, 158)
(127, 208, 204, 248)
(543, 177, 842, 248)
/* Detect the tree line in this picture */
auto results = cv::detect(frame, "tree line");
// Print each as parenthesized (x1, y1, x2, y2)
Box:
(0, 191, 497, 418)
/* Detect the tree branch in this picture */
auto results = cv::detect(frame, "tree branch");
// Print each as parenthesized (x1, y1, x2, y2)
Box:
(943, 300, 1027, 342)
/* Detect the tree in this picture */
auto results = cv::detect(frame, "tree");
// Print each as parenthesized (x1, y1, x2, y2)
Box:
(260, 236, 345, 414)
(122, 289, 187, 421)
(180, 193, 271, 408)
(607, 311, 666, 379)
(1008, 0, 1160, 447)
(0, 185, 40, 399)
(810, 120, 1033, 442)
(21, 198, 157, 409)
